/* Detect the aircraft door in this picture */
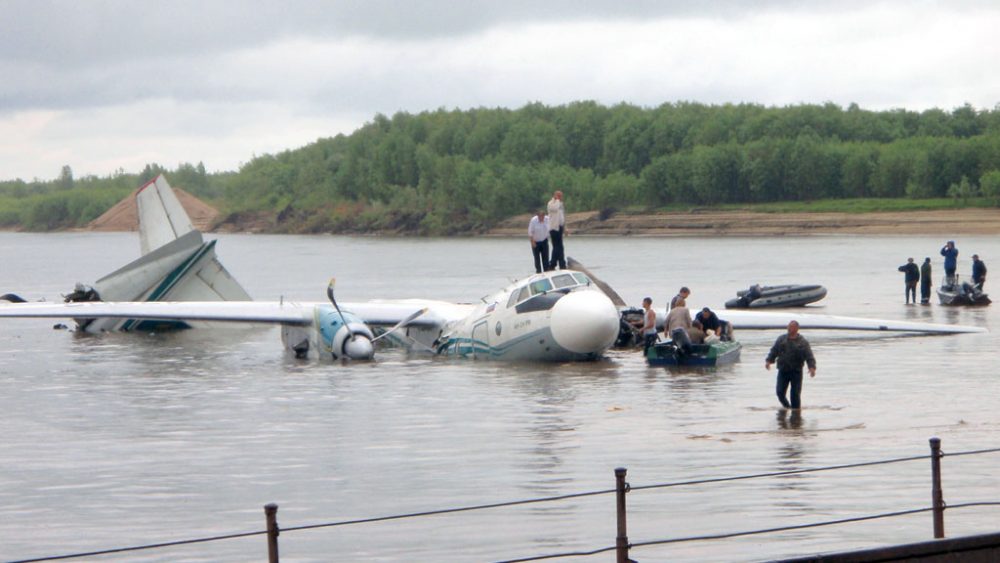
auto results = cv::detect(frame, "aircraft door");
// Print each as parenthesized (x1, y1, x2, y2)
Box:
(471, 319, 489, 359)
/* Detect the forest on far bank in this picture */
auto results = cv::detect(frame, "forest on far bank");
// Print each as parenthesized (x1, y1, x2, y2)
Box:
(4, 101, 1000, 233)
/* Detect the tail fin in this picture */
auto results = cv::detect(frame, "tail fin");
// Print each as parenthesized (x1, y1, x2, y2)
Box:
(137, 175, 195, 255)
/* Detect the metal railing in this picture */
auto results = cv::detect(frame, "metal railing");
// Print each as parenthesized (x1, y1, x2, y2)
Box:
(7, 437, 1000, 563)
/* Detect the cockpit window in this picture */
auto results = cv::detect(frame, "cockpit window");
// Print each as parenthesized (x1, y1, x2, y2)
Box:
(529, 278, 553, 295)
(552, 273, 576, 289)
(506, 287, 522, 308)
(572, 273, 591, 285)
(516, 285, 531, 303)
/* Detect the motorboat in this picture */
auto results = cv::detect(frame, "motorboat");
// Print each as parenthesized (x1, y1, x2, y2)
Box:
(725, 284, 827, 309)
(646, 340, 742, 367)
(937, 276, 991, 306)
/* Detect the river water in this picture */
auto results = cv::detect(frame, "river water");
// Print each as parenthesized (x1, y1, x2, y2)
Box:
(1, 232, 999, 562)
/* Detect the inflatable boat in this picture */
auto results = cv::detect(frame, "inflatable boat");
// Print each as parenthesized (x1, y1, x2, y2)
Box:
(725, 284, 827, 309)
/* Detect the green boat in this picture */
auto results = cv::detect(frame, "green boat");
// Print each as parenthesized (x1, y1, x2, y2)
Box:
(646, 340, 742, 367)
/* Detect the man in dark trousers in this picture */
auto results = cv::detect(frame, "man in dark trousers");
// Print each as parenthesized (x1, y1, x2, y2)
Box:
(897, 257, 920, 304)
(972, 254, 987, 290)
(765, 320, 817, 410)
(528, 210, 550, 274)
(920, 257, 933, 304)
(546, 190, 567, 270)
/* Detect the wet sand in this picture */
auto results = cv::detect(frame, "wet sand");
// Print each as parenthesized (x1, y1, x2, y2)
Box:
(488, 208, 1000, 237)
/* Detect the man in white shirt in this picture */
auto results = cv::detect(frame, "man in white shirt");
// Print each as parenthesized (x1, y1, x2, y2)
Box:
(547, 190, 566, 270)
(528, 210, 551, 274)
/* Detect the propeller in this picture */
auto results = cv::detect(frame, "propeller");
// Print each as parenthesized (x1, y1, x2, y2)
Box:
(326, 277, 375, 360)
(372, 307, 428, 343)
(326, 278, 353, 342)
(566, 256, 627, 308)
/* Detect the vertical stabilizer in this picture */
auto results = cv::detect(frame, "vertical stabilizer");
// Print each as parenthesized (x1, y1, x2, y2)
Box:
(71, 175, 254, 332)
(137, 175, 195, 255)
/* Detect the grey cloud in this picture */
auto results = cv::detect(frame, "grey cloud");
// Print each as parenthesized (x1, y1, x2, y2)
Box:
(2, 0, 868, 67)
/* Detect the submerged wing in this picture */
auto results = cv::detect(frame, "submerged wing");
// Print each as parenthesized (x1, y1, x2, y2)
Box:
(343, 299, 472, 328)
(0, 301, 313, 325)
(718, 309, 985, 334)
(0, 299, 474, 329)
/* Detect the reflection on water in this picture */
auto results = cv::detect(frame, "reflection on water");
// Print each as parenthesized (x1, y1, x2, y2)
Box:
(775, 408, 807, 471)
(2, 232, 1000, 562)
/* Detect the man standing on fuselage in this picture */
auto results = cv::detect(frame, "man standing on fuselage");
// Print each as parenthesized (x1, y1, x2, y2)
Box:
(765, 320, 817, 410)
(547, 190, 567, 270)
(528, 210, 551, 274)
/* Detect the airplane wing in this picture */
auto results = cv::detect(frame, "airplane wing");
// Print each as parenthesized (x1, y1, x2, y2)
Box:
(344, 299, 473, 328)
(714, 309, 985, 334)
(0, 301, 314, 325)
(0, 299, 472, 329)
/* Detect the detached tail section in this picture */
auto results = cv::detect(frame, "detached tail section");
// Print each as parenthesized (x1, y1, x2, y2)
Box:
(137, 175, 196, 255)
(72, 175, 251, 332)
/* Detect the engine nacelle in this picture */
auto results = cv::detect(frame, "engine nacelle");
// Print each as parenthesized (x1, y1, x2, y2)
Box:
(281, 306, 376, 361)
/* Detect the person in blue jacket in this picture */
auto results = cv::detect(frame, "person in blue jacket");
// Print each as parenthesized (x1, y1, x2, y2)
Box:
(940, 241, 959, 286)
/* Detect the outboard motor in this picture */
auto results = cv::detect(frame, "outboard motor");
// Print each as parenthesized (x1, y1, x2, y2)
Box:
(615, 307, 644, 348)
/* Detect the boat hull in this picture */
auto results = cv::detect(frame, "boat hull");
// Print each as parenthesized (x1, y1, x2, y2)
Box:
(937, 289, 991, 306)
(726, 285, 827, 309)
(646, 340, 742, 367)
(936, 277, 991, 306)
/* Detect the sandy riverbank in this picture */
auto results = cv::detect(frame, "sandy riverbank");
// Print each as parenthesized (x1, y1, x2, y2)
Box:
(487, 208, 1000, 237)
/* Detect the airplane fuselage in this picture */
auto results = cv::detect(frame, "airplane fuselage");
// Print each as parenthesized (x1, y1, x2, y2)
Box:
(405, 270, 621, 361)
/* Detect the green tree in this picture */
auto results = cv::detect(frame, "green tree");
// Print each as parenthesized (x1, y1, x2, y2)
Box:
(58, 165, 74, 190)
(979, 170, 1000, 205)
(946, 175, 979, 202)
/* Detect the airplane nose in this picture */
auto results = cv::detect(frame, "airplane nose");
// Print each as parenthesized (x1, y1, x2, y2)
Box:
(550, 290, 620, 355)
(343, 333, 375, 360)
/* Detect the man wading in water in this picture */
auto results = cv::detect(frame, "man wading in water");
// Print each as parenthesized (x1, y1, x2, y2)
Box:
(765, 320, 817, 409)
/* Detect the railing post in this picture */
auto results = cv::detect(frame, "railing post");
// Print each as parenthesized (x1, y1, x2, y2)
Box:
(929, 437, 945, 539)
(615, 467, 630, 563)
(265, 503, 280, 563)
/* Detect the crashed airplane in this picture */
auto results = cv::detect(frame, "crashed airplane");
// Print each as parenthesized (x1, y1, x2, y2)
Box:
(0, 176, 987, 363)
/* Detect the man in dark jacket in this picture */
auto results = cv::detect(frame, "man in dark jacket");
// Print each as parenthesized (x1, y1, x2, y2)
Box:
(920, 257, 932, 304)
(765, 320, 817, 409)
(972, 254, 987, 290)
(897, 257, 920, 304)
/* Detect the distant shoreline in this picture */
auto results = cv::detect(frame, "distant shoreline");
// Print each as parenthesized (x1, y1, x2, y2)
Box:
(487, 208, 1000, 237)
(6, 207, 1000, 236)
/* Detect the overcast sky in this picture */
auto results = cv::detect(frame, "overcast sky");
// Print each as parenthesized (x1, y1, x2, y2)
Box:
(2, 0, 998, 181)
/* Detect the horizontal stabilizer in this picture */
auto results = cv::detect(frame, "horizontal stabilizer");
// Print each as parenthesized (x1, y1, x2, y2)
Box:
(95, 230, 204, 301)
